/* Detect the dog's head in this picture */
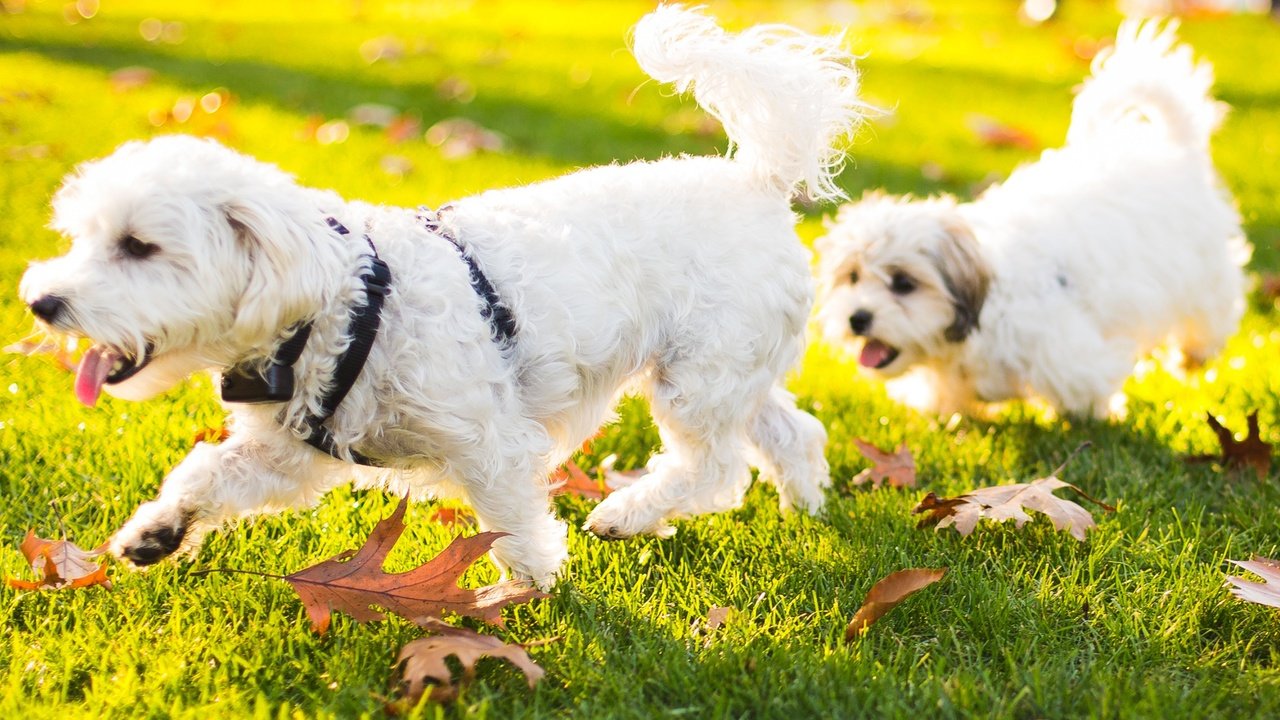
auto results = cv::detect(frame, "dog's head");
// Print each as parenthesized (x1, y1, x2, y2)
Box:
(19, 135, 326, 406)
(815, 192, 991, 377)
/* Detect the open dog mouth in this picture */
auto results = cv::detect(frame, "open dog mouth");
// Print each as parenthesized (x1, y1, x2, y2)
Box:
(75, 343, 154, 407)
(858, 339, 900, 370)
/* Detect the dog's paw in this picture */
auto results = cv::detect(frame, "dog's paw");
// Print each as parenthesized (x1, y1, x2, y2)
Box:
(583, 492, 676, 540)
(110, 501, 191, 567)
(488, 520, 568, 591)
(775, 481, 827, 515)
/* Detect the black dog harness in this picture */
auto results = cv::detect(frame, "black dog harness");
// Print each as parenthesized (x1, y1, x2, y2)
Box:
(416, 206, 517, 344)
(219, 212, 514, 467)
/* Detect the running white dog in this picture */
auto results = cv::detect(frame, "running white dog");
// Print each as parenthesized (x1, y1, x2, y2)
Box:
(18, 5, 862, 587)
(815, 21, 1247, 418)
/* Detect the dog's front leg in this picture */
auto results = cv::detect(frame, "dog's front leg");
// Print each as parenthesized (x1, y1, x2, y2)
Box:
(110, 436, 328, 566)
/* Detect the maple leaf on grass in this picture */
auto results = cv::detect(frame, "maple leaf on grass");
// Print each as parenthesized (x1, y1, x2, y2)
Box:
(191, 424, 231, 447)
(393, 618, 547, 706)
(845, 567, 947, 641)
(550, 456, 644, 500)
(7, 530, 111, 591)
(912, 443, 1113, 541)
(198, 497, 545, 634)
(851, 439, 917, 489)
(1185, 412, 1272, 481)
(550, 459, 608, 500)
(429, 507, 476, 529)
(1226, 557, 1280, 609)
(967, 114, 1038, 151)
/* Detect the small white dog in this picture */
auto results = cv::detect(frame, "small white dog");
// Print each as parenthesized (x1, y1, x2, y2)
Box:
(18, 6, 863, 587)
(816, 21, 1248, 418)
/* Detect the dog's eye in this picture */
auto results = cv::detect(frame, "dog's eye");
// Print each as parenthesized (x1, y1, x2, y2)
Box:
(889, 271, 917, 295)
(121, 235, 158, 259)
(849, 270, 859, 284)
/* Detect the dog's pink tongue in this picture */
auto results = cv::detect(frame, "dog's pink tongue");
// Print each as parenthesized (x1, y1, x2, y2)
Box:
(75, 346, 116, 408)
(859, 340, 893, 369)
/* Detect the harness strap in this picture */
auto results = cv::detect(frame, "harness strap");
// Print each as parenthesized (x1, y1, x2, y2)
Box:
(417, 207, 517, 344)
(298, 218, 392, 466)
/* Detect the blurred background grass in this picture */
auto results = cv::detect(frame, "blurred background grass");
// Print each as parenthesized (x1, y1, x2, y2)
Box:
(1, 1, 1280, 718)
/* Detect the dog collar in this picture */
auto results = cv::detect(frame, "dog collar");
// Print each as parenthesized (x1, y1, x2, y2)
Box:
(220, 216, 391, 467)
(417, 206, 517, 344)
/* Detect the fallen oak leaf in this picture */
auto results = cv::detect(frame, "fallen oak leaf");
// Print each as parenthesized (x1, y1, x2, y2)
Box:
(913, 443, 1112, 541)
(851, 439, 917, 489)
(705, 605, 731, 630)
(191, 424, 231, 447)
(1226, 556, 1280, 609)
(911, 491, 967, 528)
(197, 497, 544, 633)
(395, 617, 547, 706)
(598, 453, 644, 491)
(845, 567, 946, 641)
(1185, 412, 1272, 481)
(968, 114, 1038, 151)
(550, 456, 645, 500)
(108, 65, 155, 92)
(285, 498, 544, 633)
(7, 530, 111, 591)
(385, 114, 422, 144)
(550, 459, 608, 500)
(1260, 273, 1280, 301)
(429, 507, 476, 529)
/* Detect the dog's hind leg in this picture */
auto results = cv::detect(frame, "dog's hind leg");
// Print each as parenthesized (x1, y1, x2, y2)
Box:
(583, 358, 765, 540)
(746, 386, 830, 513)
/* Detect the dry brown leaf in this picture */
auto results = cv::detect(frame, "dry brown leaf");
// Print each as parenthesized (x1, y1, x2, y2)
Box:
(549, 459, 609, 500)
(429, 507, 476, 529)
(191, 424, 231, 447)
(108, 66, 154, 92)
(968, 114, 1038, 151)
(426, 118, 503, 160)
(705, 605, 731, 630)
(284, 497, 545, 634)
(348, 102, 399, 128)
(7, 530, 111, 591)
(1185, 412, 1272, 481)
(1227, 556, 1280, 608)
(598, 454, 645, 491)
(385, 115, 422, 144)
(851, 440, 917, 489)
(395, 617, 546, 705)
(5, 338, 77, 372)
(845, 567, 946, 641)
(1260, 273, 1280, 301)
(912, 444, 1112, 541)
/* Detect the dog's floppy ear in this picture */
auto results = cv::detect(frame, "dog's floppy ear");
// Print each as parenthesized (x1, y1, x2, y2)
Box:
(222, 198, 318, 348)
(929, 212, 990, 343)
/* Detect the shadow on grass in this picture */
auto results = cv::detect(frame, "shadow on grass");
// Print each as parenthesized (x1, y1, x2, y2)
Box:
(0, 28, 721, 168)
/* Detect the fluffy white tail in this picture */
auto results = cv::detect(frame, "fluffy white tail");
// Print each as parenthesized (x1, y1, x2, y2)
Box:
(631, 4, 864, 201)
(1067, 20, 1223, 150)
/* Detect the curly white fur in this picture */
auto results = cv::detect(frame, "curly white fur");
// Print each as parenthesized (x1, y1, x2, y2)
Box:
(815, 20, 1248, 418)
(18, 5, 862, 588)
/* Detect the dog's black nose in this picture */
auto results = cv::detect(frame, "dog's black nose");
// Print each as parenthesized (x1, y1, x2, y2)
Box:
(849, 309, 873, 336)
(29, 295, 67, 323)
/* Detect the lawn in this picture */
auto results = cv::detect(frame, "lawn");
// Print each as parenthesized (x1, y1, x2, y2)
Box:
(2, 0, 1280, 717)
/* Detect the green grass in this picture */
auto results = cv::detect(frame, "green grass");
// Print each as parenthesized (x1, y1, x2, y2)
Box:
(2, 0, 1280, 717)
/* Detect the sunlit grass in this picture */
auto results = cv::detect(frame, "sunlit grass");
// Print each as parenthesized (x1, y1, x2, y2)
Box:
(1, 1, 1279, 717)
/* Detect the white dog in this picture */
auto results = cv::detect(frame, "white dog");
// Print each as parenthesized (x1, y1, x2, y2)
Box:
(18, 5, 863, 587)
(815, 21, 1248, 418)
